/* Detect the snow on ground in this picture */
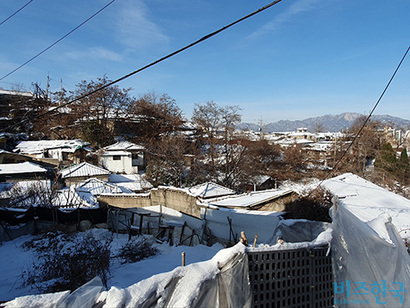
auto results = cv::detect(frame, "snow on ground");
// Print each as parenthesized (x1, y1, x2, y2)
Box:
(0, 229, 223, 303)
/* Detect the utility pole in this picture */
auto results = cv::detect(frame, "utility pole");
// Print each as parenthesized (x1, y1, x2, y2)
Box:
(46, 73, 50, 101)
(59, 78, 63, 106)
(258, 118, 264, 140)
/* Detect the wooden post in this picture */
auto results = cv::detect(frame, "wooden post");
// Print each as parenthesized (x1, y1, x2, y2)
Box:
(139, 214, 143, 235)
(182, 252, 186, 266)
(253, 234, 258, 248)
(239, 231, 248, 246)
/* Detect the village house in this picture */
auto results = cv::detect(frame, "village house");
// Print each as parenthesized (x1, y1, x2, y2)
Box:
(101, 141, 145, 174)
(60, 162, 110, 185)
(0, 149, 33, 164)
(14, 139, 90, 166)
(0, 161, 50, 182)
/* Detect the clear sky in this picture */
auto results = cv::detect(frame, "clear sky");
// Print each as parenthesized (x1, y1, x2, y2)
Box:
(0, 0, 409, 123)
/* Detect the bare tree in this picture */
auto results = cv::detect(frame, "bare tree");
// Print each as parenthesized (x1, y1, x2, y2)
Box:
(348, 116, 383, 176)
(192, 101, 223, 173)
(69, 75, 132, 147)
(124, 92, 184, 144)
(145, 135, 188, 187)
(191, 101, 242, 187)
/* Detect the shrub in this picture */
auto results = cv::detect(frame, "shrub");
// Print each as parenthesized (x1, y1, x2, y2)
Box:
(23, 231, 112, 293)
(116, 237, 159, 264)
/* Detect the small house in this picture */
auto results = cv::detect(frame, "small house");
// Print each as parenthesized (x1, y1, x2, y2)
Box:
(14, 139, 90, 166)
(101, 141, 145, 174)
(60, 162, 110, 184)
(0, 162, 49, 182)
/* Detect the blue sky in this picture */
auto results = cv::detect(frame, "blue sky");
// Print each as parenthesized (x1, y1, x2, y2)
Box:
(0, 0, 409, 123)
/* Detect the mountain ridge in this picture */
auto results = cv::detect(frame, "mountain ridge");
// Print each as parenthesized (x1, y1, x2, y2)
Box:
(237, 113, 410, 133)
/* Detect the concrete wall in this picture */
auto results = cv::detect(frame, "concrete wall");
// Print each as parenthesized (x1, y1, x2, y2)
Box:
(151, 188, 201, 218)
(64, 174, 109, 185)
(255, 194, 297, 212)
(98, 188, 295, 220)
(98, 187, 202, 218)
(98, 194, 151, 209)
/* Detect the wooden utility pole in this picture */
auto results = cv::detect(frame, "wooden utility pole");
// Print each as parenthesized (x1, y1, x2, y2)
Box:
(46, 73, 50, 101)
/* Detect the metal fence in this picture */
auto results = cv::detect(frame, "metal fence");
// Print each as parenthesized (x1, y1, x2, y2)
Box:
(248, 246, 333, 308)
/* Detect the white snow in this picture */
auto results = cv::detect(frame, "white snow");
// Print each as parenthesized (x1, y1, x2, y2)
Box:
(187, 182, 236, 198)
(108, 173, 153, 192)
(103, 141, 144, 151)
(203, 188, 293, 208)
(60, 162, 110, 178)
(0, 162, 47, 174)
(15, 140, 88, 155)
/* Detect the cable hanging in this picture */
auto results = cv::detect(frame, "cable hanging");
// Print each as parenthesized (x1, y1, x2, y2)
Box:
(0, 0, 117, 81)
(0, 0, 35, 27)
(2, 0, 284, 132)
(313, 45, 410, 191)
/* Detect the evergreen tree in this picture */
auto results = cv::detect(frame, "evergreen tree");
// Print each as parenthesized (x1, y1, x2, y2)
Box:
(397, 148, 409, 184)
(374, 143, 397, 173)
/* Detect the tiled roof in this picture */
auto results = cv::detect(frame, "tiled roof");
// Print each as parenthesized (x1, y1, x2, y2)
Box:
(61, 162, 110, 178)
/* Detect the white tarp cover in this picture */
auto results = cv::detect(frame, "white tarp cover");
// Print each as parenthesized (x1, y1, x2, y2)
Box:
(331, 203, 410, 307)
(201, 207, 282, 243)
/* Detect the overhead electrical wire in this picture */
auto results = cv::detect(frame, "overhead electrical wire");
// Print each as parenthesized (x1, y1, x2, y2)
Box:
(2, 0, 284, 132)
(0, 0, 35, 27)
(312, 45, 410, 191)
(0, 0, 117, 81)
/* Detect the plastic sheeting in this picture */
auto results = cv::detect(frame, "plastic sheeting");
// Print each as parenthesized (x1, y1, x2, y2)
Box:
(331, 202, 410, 307)
(60, 276, 104, 308)
(270, 219, 330, 244)
(98, 243, 251, 308)
(201, 207, 282, 244)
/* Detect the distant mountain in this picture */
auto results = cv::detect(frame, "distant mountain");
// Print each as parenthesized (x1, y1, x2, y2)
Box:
(237, 113, 410, 133)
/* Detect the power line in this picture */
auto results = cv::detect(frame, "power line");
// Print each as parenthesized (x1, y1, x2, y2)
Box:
(0, 0, 35, 26)
(313, 45, 410, 190)
(0, 0, 117, 81)
(2, 0, 284, 132)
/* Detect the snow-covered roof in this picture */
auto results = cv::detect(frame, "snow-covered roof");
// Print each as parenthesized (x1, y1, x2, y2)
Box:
(188, 182, 235, 199)
(250, 175, 272, 186)
(0, 89, 33, 97)
(304, 142, 333, 151)
(75, 178, 123, 195)
(0, 180, 51, 200)
(102, 151, 131, 157)
(108, 173, 153, 191)
(288, 131, 315, 137)
(0, 162, 47, 174)
(104, 141, 144, 151)
(15, 139, 89, 155)
(54, 187, 96, 208)
(60, 162, 110, 178)
(322, 173, 410, 240)
(204, 189, 293, 209)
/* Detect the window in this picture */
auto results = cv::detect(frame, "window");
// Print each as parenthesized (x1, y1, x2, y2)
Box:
(112, 155, 121, 161)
